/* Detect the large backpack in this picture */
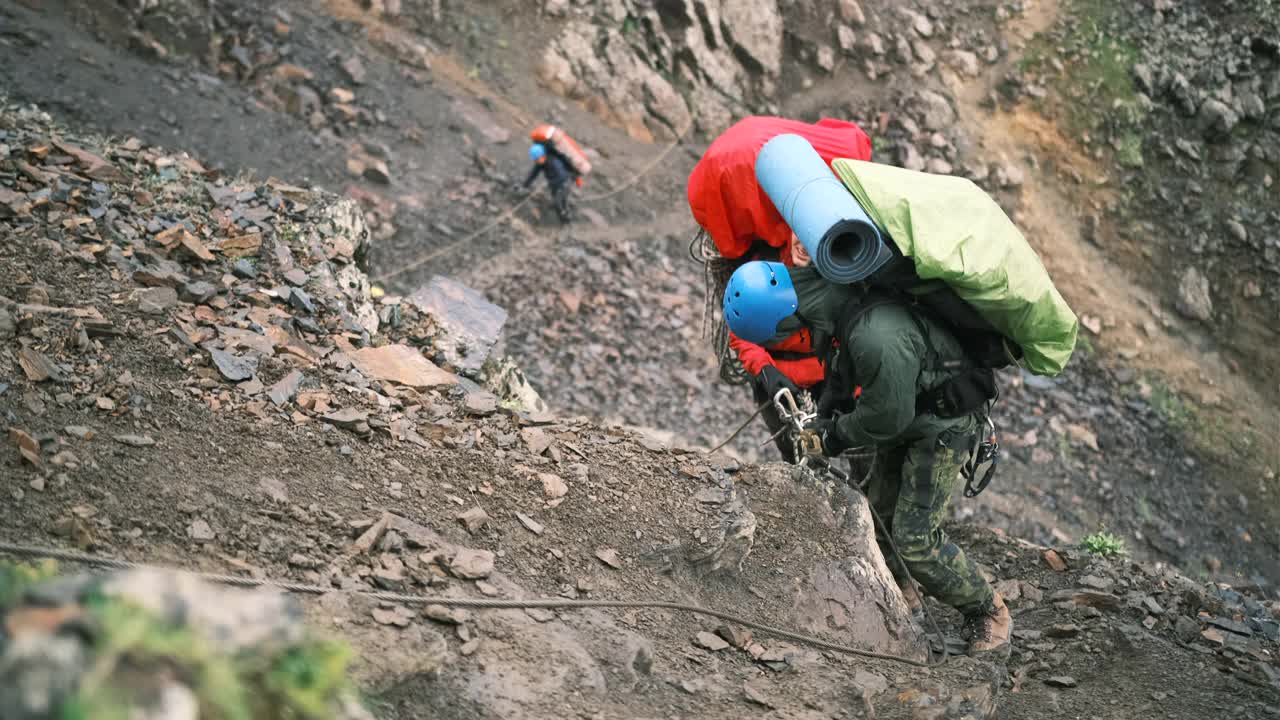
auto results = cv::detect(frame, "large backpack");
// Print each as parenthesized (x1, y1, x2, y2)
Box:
(531, 125, 592, 177)
(829, 158, 1078, 378)
(811, 159, 1079, 418)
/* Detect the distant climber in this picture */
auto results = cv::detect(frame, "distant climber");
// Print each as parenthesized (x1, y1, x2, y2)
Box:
(723, 260, 1013, 657)
(520, 124, 592, 224)
(520, 143, 579, 224)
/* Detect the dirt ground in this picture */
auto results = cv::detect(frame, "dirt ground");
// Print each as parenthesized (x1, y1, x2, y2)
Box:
(2, 0, 1280, 717)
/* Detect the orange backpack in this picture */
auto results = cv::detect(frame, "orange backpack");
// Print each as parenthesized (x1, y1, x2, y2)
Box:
(531, 125, 592, 176)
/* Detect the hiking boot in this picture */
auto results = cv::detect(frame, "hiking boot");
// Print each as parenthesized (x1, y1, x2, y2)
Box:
(962, 592, 1011, 658)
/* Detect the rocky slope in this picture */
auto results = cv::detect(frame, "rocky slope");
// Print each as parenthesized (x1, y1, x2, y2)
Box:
(3, 0, 1280, 716)
(1009, 0, 1280, 403)
(4, 94, 1279, 720)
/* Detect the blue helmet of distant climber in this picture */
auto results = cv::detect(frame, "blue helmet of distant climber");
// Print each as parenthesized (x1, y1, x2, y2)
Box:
(529, 143, 547, 162)
(722, 261, 799, 345)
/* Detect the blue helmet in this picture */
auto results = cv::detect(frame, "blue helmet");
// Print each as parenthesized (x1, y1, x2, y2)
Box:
(723, 261, 798, 344)
(529, 143, 546, 161)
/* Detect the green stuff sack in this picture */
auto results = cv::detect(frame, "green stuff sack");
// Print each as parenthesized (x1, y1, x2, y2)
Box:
(831, 158, 1078, 376)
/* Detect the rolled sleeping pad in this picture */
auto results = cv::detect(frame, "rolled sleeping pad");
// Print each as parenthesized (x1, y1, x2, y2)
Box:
(755, 134, 893, 284)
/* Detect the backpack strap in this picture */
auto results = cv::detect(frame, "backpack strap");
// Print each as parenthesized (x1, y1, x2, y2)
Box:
(815, 296, 896, 417)
(820, 294, 997, 420)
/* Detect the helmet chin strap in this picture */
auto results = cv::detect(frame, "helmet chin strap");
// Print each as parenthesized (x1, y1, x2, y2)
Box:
(765, 313, 804, 345)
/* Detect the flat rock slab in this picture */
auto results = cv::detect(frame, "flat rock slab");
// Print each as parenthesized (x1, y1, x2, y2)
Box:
(452, 98, 511, 144)
(408, 276, 507, 374)
(18, 348, 66, 383)
(267, 370, 305, 406)
(449, 548, 495, 580)
(350, 344, 455, 388)
(210, 348, 256, 382)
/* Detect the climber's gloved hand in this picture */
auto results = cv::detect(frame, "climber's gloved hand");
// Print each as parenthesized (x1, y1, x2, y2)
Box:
(804, 417, 850, 457)
(755, 365, 799, 404)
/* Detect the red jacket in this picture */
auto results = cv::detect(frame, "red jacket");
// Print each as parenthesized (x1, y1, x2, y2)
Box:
(729, 327, 825, 388)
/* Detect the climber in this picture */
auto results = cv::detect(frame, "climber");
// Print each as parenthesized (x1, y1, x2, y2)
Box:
(729, 232, 831, 460)
(520, 142, 580, 224)
(722, 260, 1012, 657)
(686, 116, 873, 459)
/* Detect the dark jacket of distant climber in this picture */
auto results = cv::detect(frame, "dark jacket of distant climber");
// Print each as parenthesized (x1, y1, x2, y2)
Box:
(523, 150, 575, 189)
(523, 143, 578, 223)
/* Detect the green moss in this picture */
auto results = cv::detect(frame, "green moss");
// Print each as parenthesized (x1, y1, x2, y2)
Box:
(75, 594, 250, 720)
(1115, 132, 1144, 168)
(257, 640, 354, 719)
(0, 581, 364, 720)
(1021, 0, 1140, 135)
(1145, 375, 1194, 433)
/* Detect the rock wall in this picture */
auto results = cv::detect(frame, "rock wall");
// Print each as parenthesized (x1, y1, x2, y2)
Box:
(536, 0, 784, 140)
(1012, 0, 1280, 396)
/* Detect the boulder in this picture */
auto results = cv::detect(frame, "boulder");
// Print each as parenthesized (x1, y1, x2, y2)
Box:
(1175, 267, 1213, 321)
(408, 275, 508, 376)
(915, 89, 956, 130)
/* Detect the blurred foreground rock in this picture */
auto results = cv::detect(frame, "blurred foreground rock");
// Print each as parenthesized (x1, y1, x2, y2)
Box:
(0, 564, 372, 720)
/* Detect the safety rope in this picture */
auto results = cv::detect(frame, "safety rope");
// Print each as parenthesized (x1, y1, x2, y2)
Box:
(373, 116, 696, 284)
(575, 116, 696, 203)
(0, 540, 936, 668)
(373, 194, 536, 283)
(706, 397, 772, 455)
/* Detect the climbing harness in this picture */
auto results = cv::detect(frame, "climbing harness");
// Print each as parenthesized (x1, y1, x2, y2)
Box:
(0, 540, 938, 668)
(962, 414, 1000, 498)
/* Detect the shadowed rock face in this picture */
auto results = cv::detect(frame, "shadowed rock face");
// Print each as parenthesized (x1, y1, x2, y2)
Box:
(646, 464, 923, 661)
(64, 0, 218, 59)
(536, 0, 784, 140)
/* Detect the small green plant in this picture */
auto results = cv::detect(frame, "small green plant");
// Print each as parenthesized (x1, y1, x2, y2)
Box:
(0, 560, 59, 607)
(621, 15, 638, 34)
(4, 571, 363, 720)
(1074, 332, 1095, 359)
(1055, 432, 1074, 460)
(1115, 132, 1144, 168)
(1081, 530, 1127, 557)
(1146, 376, 1193, 432)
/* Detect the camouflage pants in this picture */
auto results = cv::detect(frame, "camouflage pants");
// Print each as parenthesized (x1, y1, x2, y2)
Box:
(864, 417, 994, 615)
